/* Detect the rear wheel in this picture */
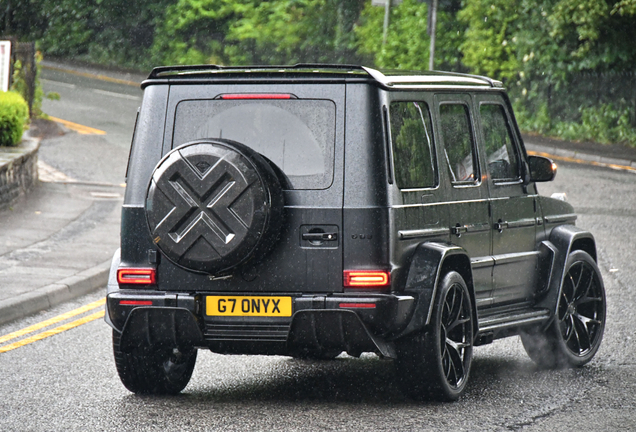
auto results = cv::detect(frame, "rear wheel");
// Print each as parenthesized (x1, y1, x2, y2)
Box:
(521, 250, 605, 368)
(396, 271, 474, 401)
(113, 331, 197, 395)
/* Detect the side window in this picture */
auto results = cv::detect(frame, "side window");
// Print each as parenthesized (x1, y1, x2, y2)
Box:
(389, 101, 437, 189)
(439, 104, 478, 184)
(480, 104, 521, 181)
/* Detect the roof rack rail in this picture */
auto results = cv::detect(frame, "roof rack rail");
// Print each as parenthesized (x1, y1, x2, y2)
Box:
(146, 63, 501, 88)
(147, 63, 367, 79)
(430, 69, 502, 88)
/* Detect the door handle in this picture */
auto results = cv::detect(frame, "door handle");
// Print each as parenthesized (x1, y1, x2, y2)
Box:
(451, 224, 468, 237)
(302, 232, 338, 241)
(494, 220, 508, 233)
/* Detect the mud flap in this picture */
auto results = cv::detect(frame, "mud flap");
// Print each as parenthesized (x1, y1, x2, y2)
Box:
(119, 307, 204, 354)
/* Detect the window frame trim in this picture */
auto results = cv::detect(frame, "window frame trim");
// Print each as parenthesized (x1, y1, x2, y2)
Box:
(387, 99, 440, 192)
(478, 101, 524, 185)
(438, 101, 482, 188)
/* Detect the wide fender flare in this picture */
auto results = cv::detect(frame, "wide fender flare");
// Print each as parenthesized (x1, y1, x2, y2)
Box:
(104, 249, 121, 330)
(393, 242, 477, 339)
(537, 225, 597, 317)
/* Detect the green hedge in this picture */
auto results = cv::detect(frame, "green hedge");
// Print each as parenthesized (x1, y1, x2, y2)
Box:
(0, 91, 29, 147)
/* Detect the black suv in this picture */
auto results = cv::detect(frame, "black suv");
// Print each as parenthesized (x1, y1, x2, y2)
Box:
(105, 65, 606, 401)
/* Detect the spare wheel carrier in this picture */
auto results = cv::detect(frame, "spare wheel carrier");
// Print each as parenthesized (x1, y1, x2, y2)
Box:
(145, 138, 284, 274)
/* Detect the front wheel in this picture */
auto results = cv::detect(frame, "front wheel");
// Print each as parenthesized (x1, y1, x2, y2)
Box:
(521, 250, 606, 368)
(396, 271, 474, 401)
(113, 331, 197, 395)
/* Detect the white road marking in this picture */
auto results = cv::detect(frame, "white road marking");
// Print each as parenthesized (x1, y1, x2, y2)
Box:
(92, 89, 140, 100)
(90, 192, 121, 199)
(40, 78, 76, 89)
(38, 161, 76, 183)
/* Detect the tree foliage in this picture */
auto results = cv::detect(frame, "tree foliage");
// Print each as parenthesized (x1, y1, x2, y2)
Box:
(1, 0, 174, 68)
(150, 0, 367, 66)
(150, 0, 242, 65)
(2, 0, 635, 145)
(356, 0, 464, 71)
(458, 0, 520, 82)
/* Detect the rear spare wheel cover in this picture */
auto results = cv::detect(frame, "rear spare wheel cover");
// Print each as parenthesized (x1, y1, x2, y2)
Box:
(145, 139, 281, 274)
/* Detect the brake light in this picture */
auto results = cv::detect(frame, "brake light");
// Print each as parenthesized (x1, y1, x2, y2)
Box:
(119, 300, 153, 306)
(343, 270, 390, 287)
(117, 268, 156, 285)
(219, 93, 292, 100)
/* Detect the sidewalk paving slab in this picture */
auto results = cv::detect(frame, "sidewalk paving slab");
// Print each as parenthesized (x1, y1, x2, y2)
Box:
(0, 178, 121, 326)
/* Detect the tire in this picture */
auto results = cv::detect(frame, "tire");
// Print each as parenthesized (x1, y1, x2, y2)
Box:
(145, 138, 284, 274)
(521, 250, 606, 369)
(396, 271, 474, 401)
(113, 330, 197, 395)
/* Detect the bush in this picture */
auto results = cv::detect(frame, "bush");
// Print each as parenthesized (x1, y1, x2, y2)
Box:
(0, 91, 29, 147)
(514, 98, 636, 147)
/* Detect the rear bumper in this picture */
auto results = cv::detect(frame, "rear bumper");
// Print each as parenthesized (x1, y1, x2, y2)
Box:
(106, 291, 415, 358)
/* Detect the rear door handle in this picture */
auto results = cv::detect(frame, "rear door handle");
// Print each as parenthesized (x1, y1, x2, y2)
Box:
(451, 225, 468, 237)
(494, 220, 509, 233)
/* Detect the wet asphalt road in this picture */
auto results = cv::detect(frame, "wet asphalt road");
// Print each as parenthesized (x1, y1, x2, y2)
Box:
(0, 70, 634, 431)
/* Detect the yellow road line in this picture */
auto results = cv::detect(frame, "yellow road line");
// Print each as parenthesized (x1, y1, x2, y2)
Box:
(528, 150, 636, 173)
(48, 116, 107, 135)
(42, 64, 141, 87)
(0, 310, 105, 353)
(0, 298, 105, 345)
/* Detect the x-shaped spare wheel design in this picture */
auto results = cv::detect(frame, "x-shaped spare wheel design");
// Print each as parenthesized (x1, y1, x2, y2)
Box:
(146, 144, 268, 270)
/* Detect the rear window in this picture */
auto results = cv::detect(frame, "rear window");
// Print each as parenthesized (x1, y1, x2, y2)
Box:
(173, 99, 336, 190)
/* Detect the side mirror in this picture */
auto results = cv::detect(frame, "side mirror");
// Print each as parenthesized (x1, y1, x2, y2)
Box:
(527, 155, 557, 182)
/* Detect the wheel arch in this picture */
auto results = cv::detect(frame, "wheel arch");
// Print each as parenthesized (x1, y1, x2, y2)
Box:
(537, 224, 599, 316)
(104, 249, 121, 330)
(393, 242, 477, 339)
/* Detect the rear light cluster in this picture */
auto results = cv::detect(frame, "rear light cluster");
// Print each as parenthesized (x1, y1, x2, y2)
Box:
(117, 268, 156, 285)
(343, 270, 390, 288)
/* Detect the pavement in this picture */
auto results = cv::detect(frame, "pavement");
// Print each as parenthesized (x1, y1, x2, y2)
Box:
(0, 121, 123, 326)
(0, 62, 635, 328)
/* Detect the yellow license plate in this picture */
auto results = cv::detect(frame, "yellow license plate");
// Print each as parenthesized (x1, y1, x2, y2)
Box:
(206, 296, 292, 317)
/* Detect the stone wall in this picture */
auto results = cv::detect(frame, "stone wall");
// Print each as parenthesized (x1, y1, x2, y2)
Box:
(0, 137, 39, 210)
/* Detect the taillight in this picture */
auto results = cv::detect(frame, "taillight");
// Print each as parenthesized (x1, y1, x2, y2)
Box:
(219, 93, 292, 100)
(117, 268, 156, 285)
(343, 270, 390, 288)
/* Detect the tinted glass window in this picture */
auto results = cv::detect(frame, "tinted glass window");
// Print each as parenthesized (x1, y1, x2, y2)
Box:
(480, 104, 521, 181)
(173, 99, 336, 190)
(390, 101, 437, 189)
(440, 104, 478, 184)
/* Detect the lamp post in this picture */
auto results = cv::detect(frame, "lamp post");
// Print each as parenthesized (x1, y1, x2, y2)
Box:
(428, 0, 438, 70)
(382, 0, 392, 46)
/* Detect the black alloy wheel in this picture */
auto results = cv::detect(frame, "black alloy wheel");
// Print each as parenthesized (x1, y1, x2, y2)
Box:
(521, 250, 606, 368)
(396, 271, 474, 401)
(113, 330, 197, 395)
